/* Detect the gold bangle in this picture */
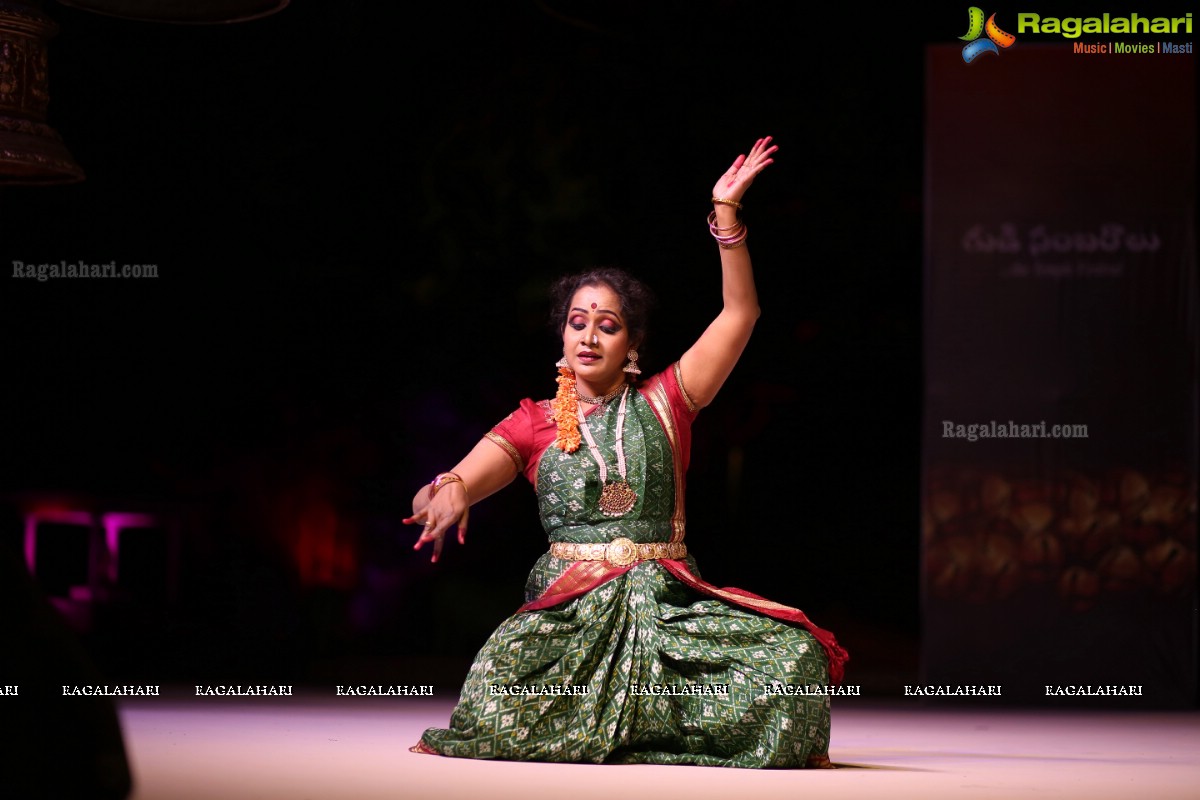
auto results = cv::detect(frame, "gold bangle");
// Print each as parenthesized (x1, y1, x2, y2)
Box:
(429, 472, 467, 499)
(711, 197, 743, 210)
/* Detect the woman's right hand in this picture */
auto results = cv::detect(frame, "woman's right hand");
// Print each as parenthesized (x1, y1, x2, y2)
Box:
(711, 136, 777, 207)
(403, 437, 520, 563)
(405, 481, 469, 563)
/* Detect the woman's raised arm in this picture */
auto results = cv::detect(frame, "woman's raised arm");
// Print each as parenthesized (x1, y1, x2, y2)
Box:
(678, 136, 777, 409)
(406, 438, 518, 562)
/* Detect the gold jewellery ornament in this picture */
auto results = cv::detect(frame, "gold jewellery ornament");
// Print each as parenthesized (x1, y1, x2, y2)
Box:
(598, 481, 637, 517)
(623, 348, 641, 375)
(427, 471, 466, 499)
(577, 386, 638, 516)
(550, 539, 687, 567)
(602, 537, 636, 567)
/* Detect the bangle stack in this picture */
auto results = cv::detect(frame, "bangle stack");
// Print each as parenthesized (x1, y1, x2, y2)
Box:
(708, 209, 748, 249)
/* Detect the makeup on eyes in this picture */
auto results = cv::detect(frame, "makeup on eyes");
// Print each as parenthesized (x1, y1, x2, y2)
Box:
(569, 311, 622, 335)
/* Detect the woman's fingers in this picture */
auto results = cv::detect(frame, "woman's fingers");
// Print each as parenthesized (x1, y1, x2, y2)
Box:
(407, 504, 468, 561)
(743, 146, 777, 172)
(403, 513, 428, 538)
(744, 137, 776, 167)
(420, 516, 444, 562)
(745, 157, 774, 179)
(410, 515, 435, 549)
(457, 505, 469, 545)
(719, 137, 777, 191)
(750, 149, 778, 171)
(726, 141, 777, 189)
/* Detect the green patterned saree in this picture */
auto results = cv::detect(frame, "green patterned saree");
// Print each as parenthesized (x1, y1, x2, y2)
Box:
(414, 366, 842, 767)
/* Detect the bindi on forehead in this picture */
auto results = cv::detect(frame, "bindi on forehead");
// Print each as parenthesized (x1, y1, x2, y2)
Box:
(570, 287, 622, 319)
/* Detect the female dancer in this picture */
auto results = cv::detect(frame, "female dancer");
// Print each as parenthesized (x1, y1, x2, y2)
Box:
(407, 137, 846, 767)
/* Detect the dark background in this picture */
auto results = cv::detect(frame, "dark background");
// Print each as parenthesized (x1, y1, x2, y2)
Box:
(0, 2, 1191, 690)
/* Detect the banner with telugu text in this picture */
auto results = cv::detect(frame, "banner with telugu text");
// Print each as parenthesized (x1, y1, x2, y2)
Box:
(922, 44, 1196, 705)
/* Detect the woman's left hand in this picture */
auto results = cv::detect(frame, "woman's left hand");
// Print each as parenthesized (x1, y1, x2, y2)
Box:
(711, 135, 778, 205)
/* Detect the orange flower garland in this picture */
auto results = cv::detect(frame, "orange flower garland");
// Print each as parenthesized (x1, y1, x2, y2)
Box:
(551, 366, 581, 452)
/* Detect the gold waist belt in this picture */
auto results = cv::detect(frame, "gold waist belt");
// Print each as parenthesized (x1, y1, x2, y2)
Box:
(549, 538, 686, 568)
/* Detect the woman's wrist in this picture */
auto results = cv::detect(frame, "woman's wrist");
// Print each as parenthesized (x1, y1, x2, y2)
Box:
(712, 204, 739, 225)
(428, 471, 469, 502)
(707, 210, 748, 249)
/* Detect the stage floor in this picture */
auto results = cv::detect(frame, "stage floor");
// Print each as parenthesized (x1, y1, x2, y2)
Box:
(119, 698, 1200, 799)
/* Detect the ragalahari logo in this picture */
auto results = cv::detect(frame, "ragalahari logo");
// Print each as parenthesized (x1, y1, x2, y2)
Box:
(960, 7, 1017, 62)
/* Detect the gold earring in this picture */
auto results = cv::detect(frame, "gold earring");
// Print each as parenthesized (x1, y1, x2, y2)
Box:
(623, 349, 641, 375)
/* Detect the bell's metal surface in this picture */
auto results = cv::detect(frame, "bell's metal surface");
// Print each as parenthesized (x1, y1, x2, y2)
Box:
(0, 0, 84, 184)
(56, 0, 288, 24)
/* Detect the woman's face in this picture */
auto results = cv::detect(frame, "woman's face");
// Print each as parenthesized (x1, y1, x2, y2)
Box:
(561, 283, 632, 394)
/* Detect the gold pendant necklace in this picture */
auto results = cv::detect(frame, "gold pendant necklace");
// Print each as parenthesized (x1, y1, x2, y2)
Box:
(598, 480, 637, 516)
(578, 387, 638, 517)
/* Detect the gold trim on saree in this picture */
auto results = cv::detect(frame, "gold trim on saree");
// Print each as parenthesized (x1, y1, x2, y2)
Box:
(700, 588, 798, 614)
(484, 431, 524, 473)
(550, 539, 687, 567)
(642, 374, 688, 543)
(673, 361, 698, 413)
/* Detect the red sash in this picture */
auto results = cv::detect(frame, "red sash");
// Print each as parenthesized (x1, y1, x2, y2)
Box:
(518, 557, 848, 684)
